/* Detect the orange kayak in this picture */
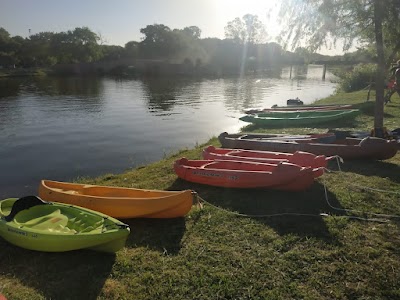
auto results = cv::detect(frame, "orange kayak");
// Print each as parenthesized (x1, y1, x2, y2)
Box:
(38, 180, 193, 219)
(174, 158, 323, 191)
(202, 145, 333, 169)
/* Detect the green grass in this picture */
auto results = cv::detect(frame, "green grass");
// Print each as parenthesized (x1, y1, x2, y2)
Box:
(1, 90, 400, 300)
(0, 68, 50, 77)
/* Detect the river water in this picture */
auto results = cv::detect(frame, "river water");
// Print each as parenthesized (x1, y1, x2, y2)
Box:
(0, 64, 337, 198)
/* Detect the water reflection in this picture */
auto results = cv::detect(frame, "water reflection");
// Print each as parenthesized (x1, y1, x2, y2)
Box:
(223, 76, 272, 111)
(141, 77, 202, 113)
(0, 66, 337, 198)
(0, 79, 24, 130)
(291, 64, 309, 80)
(28, 76, 104, 97)
(0, 78, 22, 98)
(221, 65, 337, 111)
(29, 77, 105, 115)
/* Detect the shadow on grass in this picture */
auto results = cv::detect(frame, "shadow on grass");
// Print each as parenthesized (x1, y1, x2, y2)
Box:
(168, 179, 345, 242)
(0, 243, 115, 300)
(123, 217, 186, 254)
(340, 159, 400, 183)
(353, 101, 396, 118)
(384, 101, 400, 110)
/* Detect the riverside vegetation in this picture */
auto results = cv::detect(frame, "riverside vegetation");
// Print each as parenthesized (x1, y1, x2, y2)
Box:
(0, 90, 400, 299)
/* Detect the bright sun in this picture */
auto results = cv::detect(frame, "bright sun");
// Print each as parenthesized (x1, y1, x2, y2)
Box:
(214, 0, 282, 39)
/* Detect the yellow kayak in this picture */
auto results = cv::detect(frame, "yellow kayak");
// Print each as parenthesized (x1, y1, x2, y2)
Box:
(38, 180, 194, 219)
(0, 196, 130, 253)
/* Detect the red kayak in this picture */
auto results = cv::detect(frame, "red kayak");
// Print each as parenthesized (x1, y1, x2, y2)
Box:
(219, 132, 398, 160)
(202, 145, 333, 169)
(174, 158, 323, 191)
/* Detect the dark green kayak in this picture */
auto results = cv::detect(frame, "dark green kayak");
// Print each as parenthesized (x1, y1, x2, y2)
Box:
(239, 109, 360, 127)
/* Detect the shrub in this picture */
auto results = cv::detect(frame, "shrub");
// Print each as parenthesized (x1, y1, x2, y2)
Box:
(337, 63, 377, 92)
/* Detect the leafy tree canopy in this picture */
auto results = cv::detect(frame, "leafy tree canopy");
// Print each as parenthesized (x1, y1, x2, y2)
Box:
(70, 27, 99, 45)
(278, 0, 400, 62)
(278, 0, 397, 133)
(224, 14, 267, 44)
(140, 24, 172, 44)
(181, 26, 201, 39)
(0, 27, 11, 41)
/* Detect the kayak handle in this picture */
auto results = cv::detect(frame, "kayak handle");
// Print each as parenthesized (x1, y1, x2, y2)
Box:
(117, 224, 130, 229)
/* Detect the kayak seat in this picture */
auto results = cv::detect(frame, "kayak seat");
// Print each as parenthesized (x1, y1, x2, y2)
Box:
(14, 209, 69, 232)
(52, 187, 80, 195)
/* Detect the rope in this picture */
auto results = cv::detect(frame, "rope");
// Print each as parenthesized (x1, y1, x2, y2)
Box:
(321, 176, 399, 220)
(322, 155, 400, 219)
(192, 157, 398, 223)
(329, 155, 400, 194)
(347, 183, 400, 195)
(195, 194, 389, 223)
(334, 155, 343, 171)
(196, 194, 324, 218)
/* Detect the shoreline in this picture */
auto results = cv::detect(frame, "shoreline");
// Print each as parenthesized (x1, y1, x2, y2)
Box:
(1, 89, 400, 299)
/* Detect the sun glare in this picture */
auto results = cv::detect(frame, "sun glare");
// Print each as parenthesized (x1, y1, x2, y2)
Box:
(214, 0, 282, 40)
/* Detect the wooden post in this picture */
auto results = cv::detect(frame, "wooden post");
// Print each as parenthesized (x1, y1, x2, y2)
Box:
(322, 64, 327, 80)
(366, 74, 373, 101)
(367, 84, 372, 101)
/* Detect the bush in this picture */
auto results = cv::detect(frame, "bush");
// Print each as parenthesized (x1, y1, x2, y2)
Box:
(33, 69, 48, 76)
(337, 63, 377, 92)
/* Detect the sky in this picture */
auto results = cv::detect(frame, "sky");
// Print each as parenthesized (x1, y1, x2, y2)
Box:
(0, 0, 351, 55)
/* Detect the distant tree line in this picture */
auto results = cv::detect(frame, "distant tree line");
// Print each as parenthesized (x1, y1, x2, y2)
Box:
(0, 14, 372, 75)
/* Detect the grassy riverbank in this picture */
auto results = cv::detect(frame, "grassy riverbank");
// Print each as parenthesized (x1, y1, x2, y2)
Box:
(1, 90, 400, 300)
(0, 68, 51, 78)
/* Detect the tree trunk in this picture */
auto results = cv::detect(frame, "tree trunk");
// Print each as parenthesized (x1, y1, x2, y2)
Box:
(373, 0, 385, 137)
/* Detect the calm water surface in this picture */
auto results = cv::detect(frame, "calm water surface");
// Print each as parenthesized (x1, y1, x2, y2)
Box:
(0, 65, 337, 197)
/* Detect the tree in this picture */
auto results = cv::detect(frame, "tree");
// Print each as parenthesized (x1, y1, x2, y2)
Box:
(26, 31, 55, 66)
(0, 27, 11, 52)
(223, 15, 268, 74)
(224, 14, 267, 44)
(101, 45, 125, 61)
(139, 24, 205, 62)
(181, 26, 201, 39)
(0, 28, 22, 66)
(124, 41, 139, 58)
(49, 27, 101, 63)
(279, 0, 398, 136)
(294, 47, 311, 63)
(50, 31, 73, 63)
(0, 27, 10, 39)
(172, 26, 206, 63)
(200, 38, 244, 74)
(70, 27, 99, 45)
(139, 24, 177, 58)
(69, 27, 101, 62)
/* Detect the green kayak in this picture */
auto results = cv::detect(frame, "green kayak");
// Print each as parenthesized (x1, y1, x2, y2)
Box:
(0, 196, 130, 253)
(239, 109, 360, 127)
